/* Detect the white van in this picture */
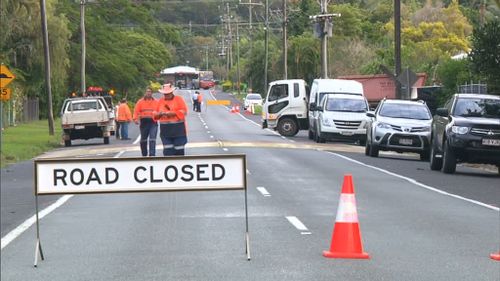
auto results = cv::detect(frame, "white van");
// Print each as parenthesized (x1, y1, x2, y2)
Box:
(313, 93, 370, 144)
(308, 79, 364, 140)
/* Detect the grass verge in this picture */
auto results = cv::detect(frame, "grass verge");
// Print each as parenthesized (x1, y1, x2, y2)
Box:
(1, 119, 62, 168)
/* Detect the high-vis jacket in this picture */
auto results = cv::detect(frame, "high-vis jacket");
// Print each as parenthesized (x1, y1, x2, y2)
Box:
(133, 97, 158, 121)
(116, 103, 132, 122)
(155, 96, 188, 123)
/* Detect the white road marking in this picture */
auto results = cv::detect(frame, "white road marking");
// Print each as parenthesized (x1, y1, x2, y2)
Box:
(222, 148, 228, 151)
(207, 131, 211, 134)
(1, 195, 73, 250)
(0, 151, 126, 250)
(133, 135, 140, 144)
(256, 187, 271, 197)
(210, 135, 214, 138)
(286, 216, 310, 233)
(329, 152, 500, 212)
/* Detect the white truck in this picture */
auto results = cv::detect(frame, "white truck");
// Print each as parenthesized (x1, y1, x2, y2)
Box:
(262, 79, 369, 144)
(60, 96, 115, 147)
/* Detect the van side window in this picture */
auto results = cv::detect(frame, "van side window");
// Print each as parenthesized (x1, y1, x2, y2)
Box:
(268, 84, 289, 102)
(294, 83, 299, 97)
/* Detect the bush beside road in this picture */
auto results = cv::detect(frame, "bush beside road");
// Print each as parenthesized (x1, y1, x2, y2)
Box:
(0, 119, 62, 168)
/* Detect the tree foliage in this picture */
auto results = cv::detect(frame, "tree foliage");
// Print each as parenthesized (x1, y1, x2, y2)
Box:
(469, 18, 500, 94)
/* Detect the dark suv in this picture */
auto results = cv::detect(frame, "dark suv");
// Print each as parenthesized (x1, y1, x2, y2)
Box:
(430, 94, 500, 174)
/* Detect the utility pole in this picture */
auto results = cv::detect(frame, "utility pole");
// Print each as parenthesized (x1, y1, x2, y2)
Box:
(282, 0, 288, 79)
(310, 6, 339, 79)
(80, 0, 86, 95)
(320, 0, 328, 78)
(40, 0, 55, 135)
(239, 0, 263, 89)
(394, 0, 402, 99)
(264, 0, 269, 93)
(236, 23, 241, 97)
(205, 46, 209, 70)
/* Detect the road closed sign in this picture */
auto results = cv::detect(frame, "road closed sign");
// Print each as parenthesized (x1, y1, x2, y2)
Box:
(35, 154, 246, 195)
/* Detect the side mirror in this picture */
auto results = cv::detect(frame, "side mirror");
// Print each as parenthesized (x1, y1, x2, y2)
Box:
(366, 112, 375, 118)
(436, 108, 449, 117)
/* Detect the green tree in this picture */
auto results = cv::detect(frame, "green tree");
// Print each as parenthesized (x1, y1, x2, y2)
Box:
(469, 18, 500, 94)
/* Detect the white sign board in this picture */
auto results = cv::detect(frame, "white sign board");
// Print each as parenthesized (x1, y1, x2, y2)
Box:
(35, 155, 246, 195)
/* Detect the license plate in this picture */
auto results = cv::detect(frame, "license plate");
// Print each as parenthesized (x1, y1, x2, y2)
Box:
(340, 131, 354, 136)
(75, 125, 85, 130)
(482, 139, 500, 146)
(399, 138, 413, 145)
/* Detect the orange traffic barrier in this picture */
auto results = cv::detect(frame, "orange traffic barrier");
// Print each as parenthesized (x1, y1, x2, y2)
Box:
(491, 252, 500, 261)
(323, 174, 370, 259)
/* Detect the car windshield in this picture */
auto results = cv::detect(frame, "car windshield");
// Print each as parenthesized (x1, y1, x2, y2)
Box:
(246, 94, 262, 100)
(67, 100, 102, 111)
(453, 98, 500, 118)
(379, 103, 431, 120)
(326, 98, 367, 112)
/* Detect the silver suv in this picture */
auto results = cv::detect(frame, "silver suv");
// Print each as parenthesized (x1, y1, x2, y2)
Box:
(365, 99, 432, 160)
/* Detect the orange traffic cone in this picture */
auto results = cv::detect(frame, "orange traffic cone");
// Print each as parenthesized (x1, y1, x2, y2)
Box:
(230, 105, 236, 113)
(235, 105, 240, 113)
(491, 252, 500, 261)
(323, 174, 370, 259)
(244, 106, 252, 115)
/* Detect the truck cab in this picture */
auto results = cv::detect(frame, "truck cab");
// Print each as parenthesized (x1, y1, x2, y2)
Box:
(261, 79, 309, 136)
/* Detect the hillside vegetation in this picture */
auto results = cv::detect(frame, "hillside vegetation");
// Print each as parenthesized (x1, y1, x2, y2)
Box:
(1, 0, 499, 125)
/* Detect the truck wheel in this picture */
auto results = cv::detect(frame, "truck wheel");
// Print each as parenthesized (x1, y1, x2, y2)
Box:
(277, 118, 298, 137)
(64, 140, 71, 147)
(104, 136, 110, 145)
(441, 140, 456, 174)
(369, 143, 379, 157)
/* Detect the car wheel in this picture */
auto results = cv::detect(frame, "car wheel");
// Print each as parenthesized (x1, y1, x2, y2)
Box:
(104, 136, 110, 145)
(369, 143, 379, 157)
(64, 140, 71, 147)
(429, 139, 443, 170)
(419, 150, 430, 161)
(441, 140, 456, 174)
(277, 118, 298, 136)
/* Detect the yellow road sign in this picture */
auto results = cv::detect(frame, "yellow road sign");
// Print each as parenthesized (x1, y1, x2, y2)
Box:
(0, 87, 12, 101)
(0, 65, 16, 88)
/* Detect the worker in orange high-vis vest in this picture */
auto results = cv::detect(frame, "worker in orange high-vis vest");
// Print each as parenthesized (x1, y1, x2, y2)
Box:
(116, 98, 132, 140)
(133, 88, 158, 156)
(196, 91, 203, 112)
(155, 84, 188, 156)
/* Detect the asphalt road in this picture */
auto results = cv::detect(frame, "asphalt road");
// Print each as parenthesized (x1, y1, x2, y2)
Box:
(1, 88, 499, 280)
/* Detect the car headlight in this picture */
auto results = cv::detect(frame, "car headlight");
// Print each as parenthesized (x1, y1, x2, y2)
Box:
(376, 122, 392, 129)
(322, 118, 332, 127)
(451, 126, 469, 134)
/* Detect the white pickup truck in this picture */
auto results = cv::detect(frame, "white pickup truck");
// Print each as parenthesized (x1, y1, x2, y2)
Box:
(60, 96, 115, 147)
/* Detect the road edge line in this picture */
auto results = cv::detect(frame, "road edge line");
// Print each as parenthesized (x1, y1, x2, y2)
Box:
(328, 152, 499, 212)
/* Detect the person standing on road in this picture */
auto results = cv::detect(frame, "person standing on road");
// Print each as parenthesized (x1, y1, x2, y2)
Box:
(114, 103, 121, 140)
(133, 88, 158, 156)
(116, 98, 132, 140)
(155, 84, 188, 156)
(196, 91, 203, 112)
(192, 91, 199, 111)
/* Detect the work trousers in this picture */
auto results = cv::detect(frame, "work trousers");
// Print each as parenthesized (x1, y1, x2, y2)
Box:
(119, 121, 130, 139)
(159, 122, 187, 156)
(139, 118, 158, 156)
